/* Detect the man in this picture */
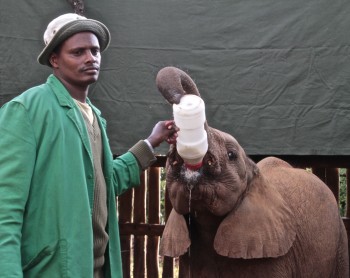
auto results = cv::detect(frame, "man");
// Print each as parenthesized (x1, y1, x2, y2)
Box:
(0, 13, 178, 277)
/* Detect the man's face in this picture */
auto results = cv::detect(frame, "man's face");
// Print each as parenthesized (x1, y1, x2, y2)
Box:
(50, 32, 101, 88)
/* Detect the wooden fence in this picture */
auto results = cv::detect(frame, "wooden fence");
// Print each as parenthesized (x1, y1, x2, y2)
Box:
(118, 155, 350, 278)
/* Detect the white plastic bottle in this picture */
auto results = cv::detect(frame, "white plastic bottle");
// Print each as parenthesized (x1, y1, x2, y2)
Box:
(173, 95, 208, 168)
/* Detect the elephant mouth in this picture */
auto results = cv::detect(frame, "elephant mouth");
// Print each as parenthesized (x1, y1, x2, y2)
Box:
(180, 165, 202, 187)
(168, 148, 221, 188)
(184, 161, 203, 171)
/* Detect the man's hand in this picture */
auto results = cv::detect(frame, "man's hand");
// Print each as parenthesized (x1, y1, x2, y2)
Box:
(147, 120, 179, 148)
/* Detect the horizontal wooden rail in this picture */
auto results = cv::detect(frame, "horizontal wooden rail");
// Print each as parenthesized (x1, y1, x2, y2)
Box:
(119, 223, 165, 236)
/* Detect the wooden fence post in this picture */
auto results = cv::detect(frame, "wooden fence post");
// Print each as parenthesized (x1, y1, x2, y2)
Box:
(162, 185, 175, 278)
(119, 188, 133, 278)
(133, 171, 147, 277)
(147, 167, 161, 277)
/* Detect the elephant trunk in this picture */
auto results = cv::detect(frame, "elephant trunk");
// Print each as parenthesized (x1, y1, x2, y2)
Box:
(156, 66, 208, 170)
(156, 66, 200, 105)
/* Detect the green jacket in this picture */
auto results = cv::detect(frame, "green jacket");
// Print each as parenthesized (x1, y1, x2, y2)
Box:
(0, 75, 155, 277)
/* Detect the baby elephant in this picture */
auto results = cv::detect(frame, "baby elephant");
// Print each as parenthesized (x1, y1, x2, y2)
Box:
(156, 66, 349, 277)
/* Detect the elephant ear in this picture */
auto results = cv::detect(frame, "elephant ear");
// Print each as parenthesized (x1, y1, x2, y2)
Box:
(214, 179, 296, 259)
(159, 209, 191, 257)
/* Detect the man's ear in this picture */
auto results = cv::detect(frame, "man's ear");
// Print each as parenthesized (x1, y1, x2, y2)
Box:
(49, 53, 58, 68)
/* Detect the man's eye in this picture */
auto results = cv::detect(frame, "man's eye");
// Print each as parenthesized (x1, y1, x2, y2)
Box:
(92, 49, 100, 56)
(73, 50, 83, 56)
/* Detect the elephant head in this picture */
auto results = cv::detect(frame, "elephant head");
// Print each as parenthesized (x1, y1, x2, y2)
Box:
(156, 66, 296, 260)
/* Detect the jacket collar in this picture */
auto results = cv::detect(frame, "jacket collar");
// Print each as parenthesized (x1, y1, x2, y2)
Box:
(46, 74, 76, 108)
(46, 74, 102, 118)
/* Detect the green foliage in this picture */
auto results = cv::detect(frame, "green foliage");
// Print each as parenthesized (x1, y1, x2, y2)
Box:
(339, 168, 347, 217)
(160, 168, 167, 224)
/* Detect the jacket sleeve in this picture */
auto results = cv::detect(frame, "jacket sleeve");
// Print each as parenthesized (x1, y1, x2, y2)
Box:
(112, 140, 156, 196)
(0, 101, 36, 277)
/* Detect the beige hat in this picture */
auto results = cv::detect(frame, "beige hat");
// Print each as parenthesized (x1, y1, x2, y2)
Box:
(38, 13, 111, 67)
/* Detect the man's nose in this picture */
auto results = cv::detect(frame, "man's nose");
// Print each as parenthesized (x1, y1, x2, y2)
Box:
(85, 51, 97, 62)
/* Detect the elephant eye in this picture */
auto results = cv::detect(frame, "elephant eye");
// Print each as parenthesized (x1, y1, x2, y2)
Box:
(228, 151, 237, 161)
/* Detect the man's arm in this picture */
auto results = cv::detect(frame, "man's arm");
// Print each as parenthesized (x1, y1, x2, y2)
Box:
(112, 120, 178, 196)
(0, 101, 36, 276)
